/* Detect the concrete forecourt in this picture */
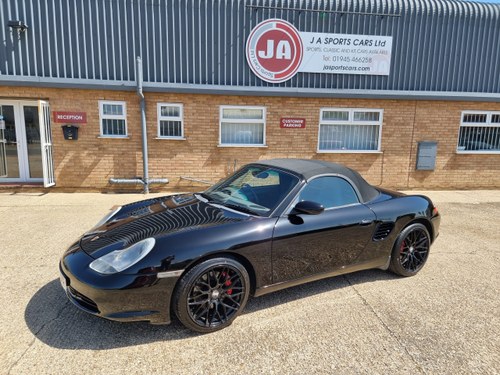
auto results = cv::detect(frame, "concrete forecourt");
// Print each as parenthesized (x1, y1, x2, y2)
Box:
(0, 191, 499, 374)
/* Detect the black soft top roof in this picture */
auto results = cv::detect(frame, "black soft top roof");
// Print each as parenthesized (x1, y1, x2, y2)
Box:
(255, 158, 379, 203)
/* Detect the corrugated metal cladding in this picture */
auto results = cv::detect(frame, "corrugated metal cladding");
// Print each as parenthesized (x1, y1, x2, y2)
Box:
(0, 0, 499, 96)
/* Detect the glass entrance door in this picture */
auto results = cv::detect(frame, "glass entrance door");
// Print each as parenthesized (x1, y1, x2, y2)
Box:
(23, 105, 43, 179)
(0, 101, 45, 183)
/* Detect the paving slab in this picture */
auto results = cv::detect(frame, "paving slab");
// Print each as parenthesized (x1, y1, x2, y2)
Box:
(0, 191, 499, 374)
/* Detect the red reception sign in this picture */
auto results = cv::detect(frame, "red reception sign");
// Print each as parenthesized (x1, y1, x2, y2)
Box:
(53, 111, 87, 124)
(280, 118, 306, 128)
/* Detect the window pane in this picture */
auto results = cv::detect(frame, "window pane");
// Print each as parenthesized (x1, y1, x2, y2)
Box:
(299, 177, 358, 208)
(221, 122, 264, 144)
(319, 124, 379, 151)
(462, 113, 487, 123)
(458, 126, 500, 151)
(160, 120, 182, 137)
(353, 111, 380, 122)
(102, 103, 124, 116)
(160, 106, 181, 117)
(23, 106, 43, 178)
(0, 105, 20, 178)
(205, 166, 299, 214)
(102, 119, 126, 135)
(222, 108, 263, 120)
(322, 110, 349, 121)
(233, 168, 281, 187)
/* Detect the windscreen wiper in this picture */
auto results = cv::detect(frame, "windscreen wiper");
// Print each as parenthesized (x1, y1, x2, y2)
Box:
(217, 202, 260, 216)
(195, 192, 214, 202)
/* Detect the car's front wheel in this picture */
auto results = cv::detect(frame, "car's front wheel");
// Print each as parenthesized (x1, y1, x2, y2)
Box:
(173, 257, 250, 333)
(389, 223, 431, 277)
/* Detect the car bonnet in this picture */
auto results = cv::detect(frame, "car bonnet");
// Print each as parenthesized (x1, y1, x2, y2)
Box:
(79, 194, 244, 257)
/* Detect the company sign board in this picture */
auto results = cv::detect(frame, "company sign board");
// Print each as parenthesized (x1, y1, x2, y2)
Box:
(246, 19, 392, 83)
(53, 111, 87, 124)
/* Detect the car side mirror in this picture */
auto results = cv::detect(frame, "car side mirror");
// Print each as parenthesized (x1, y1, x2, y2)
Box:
(291, 201, 324, 215)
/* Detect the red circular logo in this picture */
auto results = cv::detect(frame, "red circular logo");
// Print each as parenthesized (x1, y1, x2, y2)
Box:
(246, 19, 303, 83)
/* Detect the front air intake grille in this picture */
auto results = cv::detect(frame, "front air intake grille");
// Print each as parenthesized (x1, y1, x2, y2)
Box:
(373, 222, 395, 241)
(68, 286, 99, 313)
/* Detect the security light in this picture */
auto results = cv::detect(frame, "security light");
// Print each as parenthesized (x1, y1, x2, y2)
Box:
(8, 20, 28, 32)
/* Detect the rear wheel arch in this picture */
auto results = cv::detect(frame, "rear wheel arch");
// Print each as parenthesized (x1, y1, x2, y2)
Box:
(390, 216, 434, 258)
(408, 218, 434, 242)
(389, 222, 431, 276)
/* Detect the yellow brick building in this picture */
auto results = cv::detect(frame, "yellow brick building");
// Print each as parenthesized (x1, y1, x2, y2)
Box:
(1, 1, 499, 190)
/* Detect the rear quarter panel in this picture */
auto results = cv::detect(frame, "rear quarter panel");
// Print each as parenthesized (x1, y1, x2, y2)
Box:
(360, 193, 437, 263)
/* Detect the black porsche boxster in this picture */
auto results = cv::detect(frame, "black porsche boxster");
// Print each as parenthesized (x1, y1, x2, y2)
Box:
(60, 159, 440, 333)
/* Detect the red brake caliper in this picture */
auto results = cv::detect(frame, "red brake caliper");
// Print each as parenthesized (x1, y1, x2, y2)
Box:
(223, 272, 233, 295)
(400, 240, 406, 253)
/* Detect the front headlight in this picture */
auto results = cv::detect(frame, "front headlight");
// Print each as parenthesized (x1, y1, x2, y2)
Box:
(89, 238, 156, 274)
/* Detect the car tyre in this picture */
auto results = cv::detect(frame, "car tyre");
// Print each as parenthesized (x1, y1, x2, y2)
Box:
(173, 257, 250, 333)
(389, 223, 431, 277)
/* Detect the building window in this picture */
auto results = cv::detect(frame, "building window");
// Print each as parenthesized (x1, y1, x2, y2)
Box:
(457, 111, 500, 153)
(219, 106, 266, 146)
(318, 108, 383, 152)
(157, 103, 184, 139)
(99, 101, 127, 137)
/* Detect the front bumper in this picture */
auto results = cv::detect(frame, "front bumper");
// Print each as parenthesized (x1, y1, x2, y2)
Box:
(59, 245, 180, 324)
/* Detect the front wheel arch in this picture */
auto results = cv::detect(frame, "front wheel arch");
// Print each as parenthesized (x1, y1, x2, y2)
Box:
(170, 252, 256, 318)
(179, 252, 257, 295)
(172, 256, 251, 333)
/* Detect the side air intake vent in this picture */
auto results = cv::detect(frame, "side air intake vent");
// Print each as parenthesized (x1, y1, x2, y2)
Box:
(373, 222, 395, 241)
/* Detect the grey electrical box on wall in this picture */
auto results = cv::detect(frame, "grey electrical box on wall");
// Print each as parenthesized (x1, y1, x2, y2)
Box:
(416, 141, 438, 170)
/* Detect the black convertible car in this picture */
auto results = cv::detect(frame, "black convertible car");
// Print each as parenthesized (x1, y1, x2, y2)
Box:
(60, 159, 440, 333)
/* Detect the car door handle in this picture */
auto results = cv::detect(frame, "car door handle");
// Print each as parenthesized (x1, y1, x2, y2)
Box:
(359, 219, 373, 226)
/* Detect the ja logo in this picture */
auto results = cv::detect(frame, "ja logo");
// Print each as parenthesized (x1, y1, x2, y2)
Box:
(246, 19, 303, 83)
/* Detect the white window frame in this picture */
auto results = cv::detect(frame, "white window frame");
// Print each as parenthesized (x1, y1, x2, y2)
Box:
(456, 110, 500, 154)
(317, 108, 383, 153)
(98, 100, 128, 138)
(156, 103, 185, 140)
(219, 105, 267, 147)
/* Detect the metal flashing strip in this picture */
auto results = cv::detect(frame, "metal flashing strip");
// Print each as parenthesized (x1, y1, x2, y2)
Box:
(1, 76, 499, 102)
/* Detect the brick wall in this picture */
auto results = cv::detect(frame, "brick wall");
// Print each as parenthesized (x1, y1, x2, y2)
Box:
(1, 86, 499, 190)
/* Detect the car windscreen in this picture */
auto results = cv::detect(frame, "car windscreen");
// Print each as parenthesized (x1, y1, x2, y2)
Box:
(202, 165, 299, 216)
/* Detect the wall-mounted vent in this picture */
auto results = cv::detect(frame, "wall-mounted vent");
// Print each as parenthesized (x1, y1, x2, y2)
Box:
(373, 222, 395, 241)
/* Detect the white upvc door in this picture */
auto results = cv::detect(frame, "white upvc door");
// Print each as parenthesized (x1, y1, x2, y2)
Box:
(0, 100, 54, 186)
(0, 117, 7, 178)
(39, 101, 55, 187)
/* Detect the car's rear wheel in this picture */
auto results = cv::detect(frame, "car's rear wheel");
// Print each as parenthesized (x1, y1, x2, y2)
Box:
(173, 257, 250, 333)
(389, 223, 430, 277)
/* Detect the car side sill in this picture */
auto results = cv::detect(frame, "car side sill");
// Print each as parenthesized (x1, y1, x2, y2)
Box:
(254, 258, 388, 297)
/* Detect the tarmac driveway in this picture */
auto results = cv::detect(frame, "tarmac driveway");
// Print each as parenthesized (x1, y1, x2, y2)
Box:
(0, 191, 499, 374)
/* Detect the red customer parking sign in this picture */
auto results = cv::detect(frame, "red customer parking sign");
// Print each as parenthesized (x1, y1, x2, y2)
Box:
(246, 19, 303, 83)
(280, 118, 306, 128)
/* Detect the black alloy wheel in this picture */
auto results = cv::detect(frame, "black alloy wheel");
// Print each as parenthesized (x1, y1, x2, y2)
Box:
(173, 257, 250, 333)
(389, 223, 431, 277)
